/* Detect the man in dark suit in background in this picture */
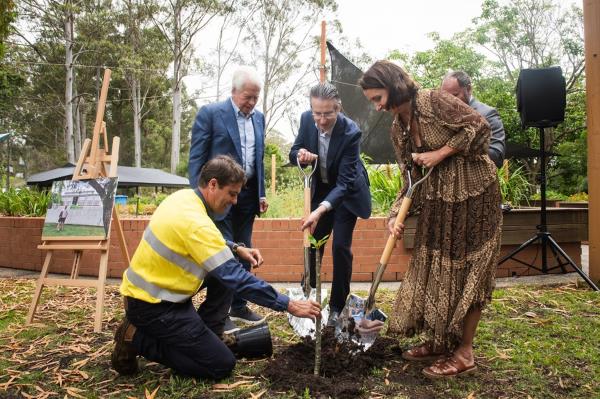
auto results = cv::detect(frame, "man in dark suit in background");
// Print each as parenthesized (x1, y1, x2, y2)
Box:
(441, 71, 506, 168)
(289, 82, 371, 326)
(189, 66, 268, 332)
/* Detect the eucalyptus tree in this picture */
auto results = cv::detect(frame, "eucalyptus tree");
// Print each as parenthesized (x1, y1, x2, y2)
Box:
(472, 0, 585, 194)
(146, 0, 226, 173)
(244, 0, 337, 135)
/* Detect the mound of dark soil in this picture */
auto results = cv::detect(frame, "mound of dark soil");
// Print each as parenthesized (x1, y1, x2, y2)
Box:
(263, 327, 398, 398)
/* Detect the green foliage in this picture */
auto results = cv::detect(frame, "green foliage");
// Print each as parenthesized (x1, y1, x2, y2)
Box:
(530, 189, 568, 201)
(497, 163, 532, 206)
(364, 159, 403, 216)
(263, 185, 303, 218)
(566, 192, 587, 202)
(0, 187, 51, 216)
(308, 234, 329, 249)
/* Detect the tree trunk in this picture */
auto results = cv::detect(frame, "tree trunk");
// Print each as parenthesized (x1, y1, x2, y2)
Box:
(64, 6, 75, 164)
(132, 77, 142, 167)
(170, 3, 182, 174)
(73, 86, 81, 160)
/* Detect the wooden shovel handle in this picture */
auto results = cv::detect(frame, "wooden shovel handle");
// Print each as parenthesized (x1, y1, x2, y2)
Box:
(379, 196, 413, 264)
(303, 186, 311, 247)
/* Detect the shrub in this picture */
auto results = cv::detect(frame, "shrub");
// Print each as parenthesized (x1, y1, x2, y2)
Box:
(566, 192, 588, 202)
(0, 187, 52, 216)
(367, 163, 403, 216)
(497, 164, 532, 206)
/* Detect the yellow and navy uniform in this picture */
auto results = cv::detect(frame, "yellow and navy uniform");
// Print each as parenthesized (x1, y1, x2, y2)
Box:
(120, 189, 288, 311)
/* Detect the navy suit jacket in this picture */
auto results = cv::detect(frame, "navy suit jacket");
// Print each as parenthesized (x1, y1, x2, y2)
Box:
(188, 99, 266, 209)
(289, 111, 371, 220)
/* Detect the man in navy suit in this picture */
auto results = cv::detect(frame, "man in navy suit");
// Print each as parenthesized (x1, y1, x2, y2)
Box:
(189, 67, 268, 331)
(289, 82, 371, 326)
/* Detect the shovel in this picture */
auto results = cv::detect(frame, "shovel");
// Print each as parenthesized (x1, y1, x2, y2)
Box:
(336, 166, 434, 345)
(296, 155, 318, 298)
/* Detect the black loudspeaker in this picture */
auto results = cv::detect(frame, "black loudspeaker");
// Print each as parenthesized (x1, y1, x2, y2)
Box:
(516, 66, 566, 128)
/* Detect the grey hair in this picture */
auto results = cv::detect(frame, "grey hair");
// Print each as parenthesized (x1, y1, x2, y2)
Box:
(232, 66, 262, 91)
(444, 71, 472, 89)
(309, 82, 342, 108)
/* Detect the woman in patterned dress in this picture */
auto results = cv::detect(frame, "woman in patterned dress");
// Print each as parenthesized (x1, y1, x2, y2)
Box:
(359, 60, 502, 378)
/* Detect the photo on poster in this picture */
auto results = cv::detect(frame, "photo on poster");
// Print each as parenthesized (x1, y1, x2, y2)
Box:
(42, 177, 119, 239)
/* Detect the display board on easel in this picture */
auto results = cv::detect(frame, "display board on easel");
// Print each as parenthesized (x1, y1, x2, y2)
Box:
(26, 69, 130, 332)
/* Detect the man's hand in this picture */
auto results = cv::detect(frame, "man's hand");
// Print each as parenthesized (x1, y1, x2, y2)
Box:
(297, 148, 318, 165)
(301, 205, 326, 234)
(236, 246, 264, 269)
(287, 299, 321, 319)
(387, 217, 405, 240)
(260, 198, 269, 213)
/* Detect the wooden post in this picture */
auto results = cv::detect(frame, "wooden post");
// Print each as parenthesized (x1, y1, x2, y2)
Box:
(584, 0, 600, 283)
(271, 153, 276, 195)
(320, 20, 326, 83)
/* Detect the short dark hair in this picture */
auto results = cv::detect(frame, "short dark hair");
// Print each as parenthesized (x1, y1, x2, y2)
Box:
(359, 60, 419, 109)
(309, 82, 341, 107)
(198, 155, 246, 188)
(444, 71, 472, 89)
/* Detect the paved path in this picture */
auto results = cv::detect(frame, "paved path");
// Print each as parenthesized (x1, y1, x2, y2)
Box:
(0, 245, 591, 290)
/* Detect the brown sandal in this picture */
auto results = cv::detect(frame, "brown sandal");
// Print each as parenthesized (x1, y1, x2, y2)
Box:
(422, 356, 477, 378)
(401, 343, 444, 361)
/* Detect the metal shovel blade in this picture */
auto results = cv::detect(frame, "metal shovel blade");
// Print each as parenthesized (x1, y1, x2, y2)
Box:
(287, 287, 329, 338)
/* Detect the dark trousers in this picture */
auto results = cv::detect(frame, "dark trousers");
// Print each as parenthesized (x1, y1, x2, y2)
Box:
(309, 201, 358, 312)
(125, 275, 236, 379)
(216, 177, 258, 311)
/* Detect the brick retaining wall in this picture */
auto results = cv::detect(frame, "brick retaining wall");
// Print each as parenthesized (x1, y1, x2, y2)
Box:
(0, 209, 586, 282)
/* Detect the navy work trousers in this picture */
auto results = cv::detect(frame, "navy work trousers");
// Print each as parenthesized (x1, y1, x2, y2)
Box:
(125, 275, 235, 380)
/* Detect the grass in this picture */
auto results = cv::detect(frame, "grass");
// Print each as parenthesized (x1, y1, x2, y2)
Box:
(0, 279, 598, 398)
(41, 223, 107, 237)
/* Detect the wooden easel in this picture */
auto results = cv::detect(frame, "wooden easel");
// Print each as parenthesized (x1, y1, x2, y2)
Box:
(26, 69, 130, 332)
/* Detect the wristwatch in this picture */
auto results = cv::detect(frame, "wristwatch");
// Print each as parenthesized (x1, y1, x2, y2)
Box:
(231, 242, 246, 255)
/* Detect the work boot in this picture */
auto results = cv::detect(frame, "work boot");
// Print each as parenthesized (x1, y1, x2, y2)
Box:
(111, 318, 139, 375)
(229, 306, 266, 325)
(223, 317, 240, 334)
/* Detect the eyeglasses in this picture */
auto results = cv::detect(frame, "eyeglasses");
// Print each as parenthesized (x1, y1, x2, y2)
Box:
(312, 111, 336, 119)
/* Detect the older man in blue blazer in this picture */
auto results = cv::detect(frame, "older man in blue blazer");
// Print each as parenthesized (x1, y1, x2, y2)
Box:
(289, 82, 371, 326)
(189, 67, 268, 331)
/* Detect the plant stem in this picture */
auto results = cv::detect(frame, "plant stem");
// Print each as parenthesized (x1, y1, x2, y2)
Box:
(314, 249, 322, 376)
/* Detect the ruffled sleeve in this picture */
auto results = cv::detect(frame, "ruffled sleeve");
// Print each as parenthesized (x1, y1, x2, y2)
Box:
(430, 90, 491, 157)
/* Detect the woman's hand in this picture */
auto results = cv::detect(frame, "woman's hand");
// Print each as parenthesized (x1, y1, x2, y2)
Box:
(387, 217, 405, 240)
(411, 145, 458, 168)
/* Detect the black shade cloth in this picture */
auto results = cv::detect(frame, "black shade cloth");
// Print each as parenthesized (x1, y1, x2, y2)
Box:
(328, 41, 396, 164)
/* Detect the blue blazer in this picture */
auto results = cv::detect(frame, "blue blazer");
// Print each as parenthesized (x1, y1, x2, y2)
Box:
(289, 111, 371, 219)
(188, 99, 266, 208)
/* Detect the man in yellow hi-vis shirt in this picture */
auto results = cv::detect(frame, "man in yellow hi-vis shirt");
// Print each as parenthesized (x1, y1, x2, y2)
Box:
(111, 155, 320, 379)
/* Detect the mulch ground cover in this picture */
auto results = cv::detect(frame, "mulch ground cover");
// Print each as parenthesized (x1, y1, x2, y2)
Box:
(0, 278, 599, 398)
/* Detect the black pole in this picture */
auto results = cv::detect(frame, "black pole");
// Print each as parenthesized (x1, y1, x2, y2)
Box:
(539, 127, 548, 272)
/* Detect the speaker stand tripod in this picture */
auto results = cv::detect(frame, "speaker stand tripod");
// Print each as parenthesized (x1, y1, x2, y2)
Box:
(499, 127, 599, 291)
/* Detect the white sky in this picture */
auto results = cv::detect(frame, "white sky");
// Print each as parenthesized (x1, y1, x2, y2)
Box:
(325, 0, 486, 59)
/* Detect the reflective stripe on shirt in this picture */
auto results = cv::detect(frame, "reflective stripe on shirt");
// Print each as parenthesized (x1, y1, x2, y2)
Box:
(126, 267, 191, 303)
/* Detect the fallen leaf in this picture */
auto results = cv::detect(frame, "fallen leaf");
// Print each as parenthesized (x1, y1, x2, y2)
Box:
(249, 389, 267, 399)
(466, 392, 476, 399)
(212, 380, 254, 390)
(145, 386, 160, 399)
(524, 311, 537, 318)
(384, 378, 390, 386)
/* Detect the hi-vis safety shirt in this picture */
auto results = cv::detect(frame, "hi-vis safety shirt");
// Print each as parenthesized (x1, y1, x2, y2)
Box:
(120, 189, 289, 312)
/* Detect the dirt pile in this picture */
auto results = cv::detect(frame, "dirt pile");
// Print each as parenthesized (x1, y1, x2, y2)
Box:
(263, 327, 398, 398)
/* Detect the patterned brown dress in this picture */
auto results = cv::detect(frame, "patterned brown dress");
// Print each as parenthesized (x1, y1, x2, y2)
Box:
(387, 89, 502, 353)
